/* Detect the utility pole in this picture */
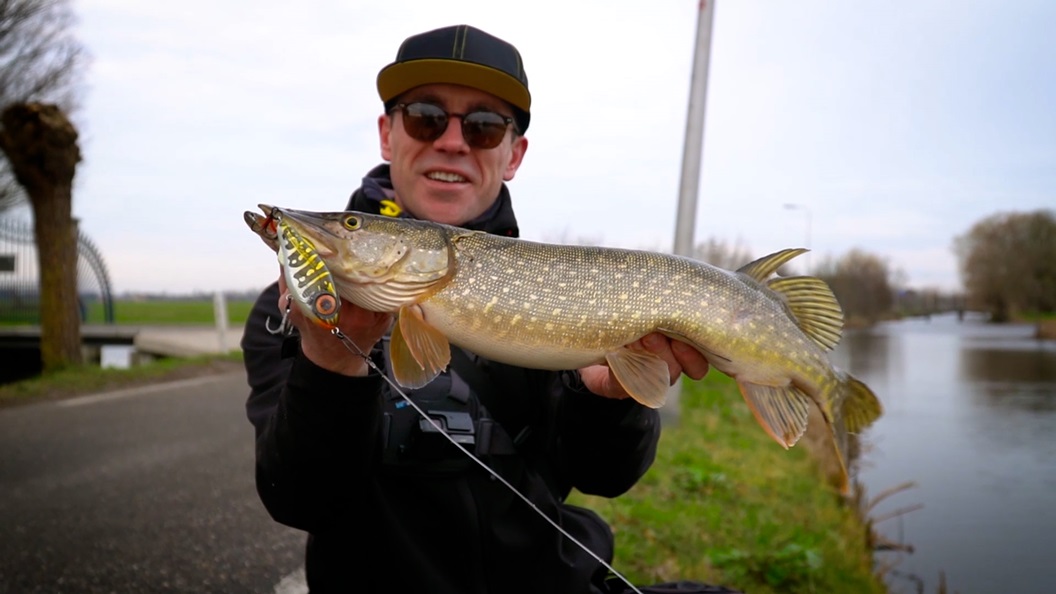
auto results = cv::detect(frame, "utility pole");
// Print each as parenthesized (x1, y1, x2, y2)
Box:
(666, 0, 717, 427)
(673, 0, 717, 258)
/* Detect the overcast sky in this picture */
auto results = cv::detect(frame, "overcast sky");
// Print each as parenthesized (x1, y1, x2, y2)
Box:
(18, 0, 1054, 294)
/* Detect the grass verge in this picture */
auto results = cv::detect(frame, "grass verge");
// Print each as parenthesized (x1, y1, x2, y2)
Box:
(570, 373, 885, 594)
(0, 351, 245, 408)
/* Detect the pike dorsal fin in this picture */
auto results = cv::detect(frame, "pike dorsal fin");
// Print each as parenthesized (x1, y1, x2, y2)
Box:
(389, 304, 451, 388)
(767, 276, 844, 351)
(735, 248, 809, 283)
(735, 249, 843, 350)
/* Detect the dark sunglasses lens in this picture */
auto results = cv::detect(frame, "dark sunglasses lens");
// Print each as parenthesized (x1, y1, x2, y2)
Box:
(401, 103, 448, 142)
(462, 112, 509, 149)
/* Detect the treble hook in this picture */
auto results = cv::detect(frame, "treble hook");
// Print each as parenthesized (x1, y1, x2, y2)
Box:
(265, 294, 294, 335)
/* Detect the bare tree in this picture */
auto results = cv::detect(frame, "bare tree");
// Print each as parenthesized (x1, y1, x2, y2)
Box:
(0, 0, 86, 371)
(692, 237, 754, 270)
(814, 249, 895, 325)
(954, 210, 1056, 321)
(0, 0, 85, 211)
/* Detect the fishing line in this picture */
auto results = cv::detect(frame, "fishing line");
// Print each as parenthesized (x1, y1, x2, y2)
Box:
(332, 327, 644, 594)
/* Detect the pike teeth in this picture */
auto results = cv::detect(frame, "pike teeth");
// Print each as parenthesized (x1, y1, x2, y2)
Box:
(427, 171, 466, 183)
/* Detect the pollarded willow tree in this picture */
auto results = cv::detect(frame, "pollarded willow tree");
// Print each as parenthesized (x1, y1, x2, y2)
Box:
(0, 103, 82, 369)
(0, 0, 87, 371)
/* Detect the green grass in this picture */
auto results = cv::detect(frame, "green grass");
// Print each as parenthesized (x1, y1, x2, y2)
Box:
(89, 299, 255, 325)
(1, 298, 257, 326)
(1020, 310, 1056, 321)
(570, 374, 885, 594)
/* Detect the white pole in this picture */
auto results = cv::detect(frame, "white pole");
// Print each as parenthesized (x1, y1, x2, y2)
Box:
(673, 0, 717, 258)
(667, 0, 717, 427)
(213, 291, 228, 353)
(783, 203, 813, 272)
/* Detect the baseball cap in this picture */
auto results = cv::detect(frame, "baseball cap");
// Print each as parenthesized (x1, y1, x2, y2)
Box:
(377, 24, 531, 133)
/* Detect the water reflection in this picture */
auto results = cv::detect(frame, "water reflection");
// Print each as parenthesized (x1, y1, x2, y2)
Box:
(961, 345, 1056, 413)
(831, 313, 1056, 594)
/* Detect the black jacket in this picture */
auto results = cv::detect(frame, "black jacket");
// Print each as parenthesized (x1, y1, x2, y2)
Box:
(243, 165, 661, 593)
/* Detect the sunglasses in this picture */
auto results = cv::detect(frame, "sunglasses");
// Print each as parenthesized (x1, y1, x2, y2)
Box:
(393, 102, 514, 149)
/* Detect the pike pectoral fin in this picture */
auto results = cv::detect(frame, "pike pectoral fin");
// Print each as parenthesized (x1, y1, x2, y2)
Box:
(389, 305, 450, 388)
(605, 348, 671, 409)
(737, 381, 812, 448)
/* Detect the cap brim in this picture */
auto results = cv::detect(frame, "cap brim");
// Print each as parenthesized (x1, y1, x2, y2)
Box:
(377, 59, 531, 113)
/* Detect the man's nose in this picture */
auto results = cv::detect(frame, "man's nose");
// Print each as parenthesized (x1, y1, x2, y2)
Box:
(433, 116, 469, 152)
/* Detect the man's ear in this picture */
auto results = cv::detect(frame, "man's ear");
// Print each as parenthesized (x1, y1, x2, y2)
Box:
(503, 135, 528, 181)
(379, 114, 393, 161)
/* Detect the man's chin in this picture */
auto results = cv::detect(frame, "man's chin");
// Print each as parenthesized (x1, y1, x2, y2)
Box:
(412, 200, 479, 226)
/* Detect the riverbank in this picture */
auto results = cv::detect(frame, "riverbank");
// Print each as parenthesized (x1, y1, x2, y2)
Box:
(571, 374, 885, 594)
(1037, 319, 1056, 339)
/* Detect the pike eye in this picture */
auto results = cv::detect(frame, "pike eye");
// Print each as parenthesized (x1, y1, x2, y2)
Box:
(343, 216, 361, 230)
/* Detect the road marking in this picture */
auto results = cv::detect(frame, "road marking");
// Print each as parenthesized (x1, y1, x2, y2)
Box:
(274, 567, 307, 594)
(56, 373, 242, 408)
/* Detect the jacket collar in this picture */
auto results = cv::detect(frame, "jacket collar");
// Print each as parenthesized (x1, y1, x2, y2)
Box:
(347, 164, 520, 238)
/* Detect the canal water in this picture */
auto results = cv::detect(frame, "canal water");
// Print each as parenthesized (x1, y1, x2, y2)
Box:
(831, 312, 1056, 594)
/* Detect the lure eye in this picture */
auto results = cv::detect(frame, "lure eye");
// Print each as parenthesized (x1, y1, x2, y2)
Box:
(343, 216, 361, 230)
(313, 293, 338, 317)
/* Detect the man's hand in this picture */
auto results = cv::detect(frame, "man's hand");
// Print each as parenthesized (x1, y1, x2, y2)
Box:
(277, 274, 393, 377)
(578, 333, 710, 400)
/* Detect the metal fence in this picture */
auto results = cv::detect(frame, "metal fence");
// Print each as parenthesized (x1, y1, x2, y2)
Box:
(0, 217, 114, 324)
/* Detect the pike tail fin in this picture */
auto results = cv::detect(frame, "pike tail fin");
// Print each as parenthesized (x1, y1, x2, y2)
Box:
(827, 374, 884, 493)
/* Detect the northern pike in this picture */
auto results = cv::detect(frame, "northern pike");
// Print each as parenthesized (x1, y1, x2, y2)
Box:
(246, 205, 882, 490)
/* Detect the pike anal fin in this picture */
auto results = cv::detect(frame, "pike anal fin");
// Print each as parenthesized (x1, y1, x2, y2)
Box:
(389, 305, 450, 388)
(605, 348, 671, 409)
(737, 380, 812, 449)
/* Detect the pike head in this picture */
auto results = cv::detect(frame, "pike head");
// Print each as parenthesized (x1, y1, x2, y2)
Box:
(257, 205, 456, 313)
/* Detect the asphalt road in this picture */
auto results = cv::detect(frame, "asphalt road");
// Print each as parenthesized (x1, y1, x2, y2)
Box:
(0, 373, 307, 593)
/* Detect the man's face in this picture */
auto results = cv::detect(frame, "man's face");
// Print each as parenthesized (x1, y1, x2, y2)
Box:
(379, 83, 528, 226)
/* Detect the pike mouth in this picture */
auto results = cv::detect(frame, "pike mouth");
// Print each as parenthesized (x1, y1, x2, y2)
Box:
(269, 208, 341, 256)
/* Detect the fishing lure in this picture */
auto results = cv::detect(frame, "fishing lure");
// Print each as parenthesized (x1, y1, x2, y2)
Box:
(274, 213, 341, 329)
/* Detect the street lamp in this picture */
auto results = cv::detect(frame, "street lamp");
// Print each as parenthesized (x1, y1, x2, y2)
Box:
(783, 203, 812, 272)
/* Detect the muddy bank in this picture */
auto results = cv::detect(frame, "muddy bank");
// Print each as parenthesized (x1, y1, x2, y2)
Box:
(1037, 320, 1056, 339)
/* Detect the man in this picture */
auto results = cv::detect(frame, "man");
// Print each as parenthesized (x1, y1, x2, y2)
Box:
(243, 24, 710, 593)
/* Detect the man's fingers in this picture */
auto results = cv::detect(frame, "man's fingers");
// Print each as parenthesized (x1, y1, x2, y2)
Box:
(639, 333, 682, 384)
(639, 333, 710, 383)
(671, 340, 710, 380)
(578, 364, 630, 400)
